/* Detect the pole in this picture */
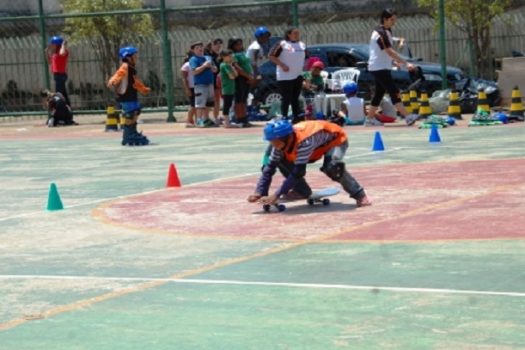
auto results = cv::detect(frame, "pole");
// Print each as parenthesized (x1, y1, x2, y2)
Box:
(160, 0, 176, 122)
(438, 0, 447, 89)
(38, 0, 50, 89)
(291, 0, 299, 27)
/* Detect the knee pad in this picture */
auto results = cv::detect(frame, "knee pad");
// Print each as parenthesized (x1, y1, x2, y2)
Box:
(323, 162, 345, 181)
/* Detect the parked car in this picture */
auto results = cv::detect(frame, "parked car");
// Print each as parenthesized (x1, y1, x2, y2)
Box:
(254, 42, 467, 105)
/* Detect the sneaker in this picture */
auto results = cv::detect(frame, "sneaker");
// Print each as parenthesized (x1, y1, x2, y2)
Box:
(405, 113, 419, 126)
(242, 121, 254, 128)
(202, 118, 216, 128)
(47, 118, 55, 127)
(364, 118, 383, 126)
(356, 193, 372, 207)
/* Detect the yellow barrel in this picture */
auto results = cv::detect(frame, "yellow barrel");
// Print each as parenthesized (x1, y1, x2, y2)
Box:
(409, 89, 419, 115)
(447, 89, 461, 119)
(510, 86, 524, 119)
(105, 105, 119, 132)
(418, 91, 432, 118)
(476, 89, 490, 113)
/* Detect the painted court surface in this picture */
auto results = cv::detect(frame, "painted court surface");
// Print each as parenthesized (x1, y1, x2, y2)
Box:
(0, 116, 524, 349)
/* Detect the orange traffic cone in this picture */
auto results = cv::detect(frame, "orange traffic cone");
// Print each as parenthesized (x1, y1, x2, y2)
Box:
(166, 163, 181, 187)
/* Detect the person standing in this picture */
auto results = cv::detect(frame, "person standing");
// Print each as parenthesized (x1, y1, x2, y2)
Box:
(269, 27, 306, 123)
(46, 35, 70, 107)
(366, 8, 418, 126)
(205, 38, 224, 123)
(107, 46, 151, 146)
(228, 37, 255, 127)
(180, 50, 196, 127)
(189, 41, 217, 127)
(247, 26, 272, 78)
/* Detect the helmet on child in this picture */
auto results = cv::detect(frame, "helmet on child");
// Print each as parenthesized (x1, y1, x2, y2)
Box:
(50, 36, 63, 45)
(263, 119, 293, 141)
(342, 81, 358, 95)
(119, 46, 138, 59)
(254, 26, 271, 38)
(493, 112, 508, 124)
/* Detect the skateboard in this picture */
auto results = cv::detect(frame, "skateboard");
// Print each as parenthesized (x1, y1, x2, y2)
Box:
(262, 187, 340, 212)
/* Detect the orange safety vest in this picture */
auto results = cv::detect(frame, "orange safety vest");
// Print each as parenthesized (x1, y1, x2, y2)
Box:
(283, 121, 347, 163)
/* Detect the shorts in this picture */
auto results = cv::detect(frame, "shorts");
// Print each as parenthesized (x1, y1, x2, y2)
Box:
(188, 88, 195, 107)
(120, 101, 141, 118)
(194, 84, 214, 108)
(235, 76, 250, 103)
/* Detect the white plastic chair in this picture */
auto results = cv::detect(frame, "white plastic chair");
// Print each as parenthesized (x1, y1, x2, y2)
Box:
(332, 68, 361, 90)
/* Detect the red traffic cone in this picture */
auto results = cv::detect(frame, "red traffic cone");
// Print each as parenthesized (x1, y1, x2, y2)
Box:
(166, 163, 181, 187)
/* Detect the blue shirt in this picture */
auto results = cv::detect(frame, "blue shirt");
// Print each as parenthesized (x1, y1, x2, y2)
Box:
(189, 55, 214, 85)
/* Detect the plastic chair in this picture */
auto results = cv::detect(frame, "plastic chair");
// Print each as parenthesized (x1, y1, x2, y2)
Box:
(331, 68, 361, 90)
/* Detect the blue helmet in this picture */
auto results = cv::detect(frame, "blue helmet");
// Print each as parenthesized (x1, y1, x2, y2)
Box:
(342, 81, 358, 95)
(119, 46, 138, 59)
(254, 26, 271, 38)
(263, 119, 293, 141)
(494, 112, 508, 124)
(50, 35, 63, 45)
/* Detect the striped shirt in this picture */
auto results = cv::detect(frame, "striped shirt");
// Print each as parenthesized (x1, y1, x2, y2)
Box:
(269, 130, 335, 165)
(256, 130, 336, 196)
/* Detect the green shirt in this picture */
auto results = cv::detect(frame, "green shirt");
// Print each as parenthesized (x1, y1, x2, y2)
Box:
(303, 71, 324, 91)
(220, 63, 236, 95)
(234, 52, 253, 76)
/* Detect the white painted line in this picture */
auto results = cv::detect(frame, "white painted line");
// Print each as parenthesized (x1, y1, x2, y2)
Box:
(1, 274, 524, 298)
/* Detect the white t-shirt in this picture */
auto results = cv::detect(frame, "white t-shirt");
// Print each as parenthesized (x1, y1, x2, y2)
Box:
(246, 40, 267, 70)
(180, 62, 194, 88)
(343, 96, 366, 122)
(368, 25, 394, 71)
(273, 40, 306, 81)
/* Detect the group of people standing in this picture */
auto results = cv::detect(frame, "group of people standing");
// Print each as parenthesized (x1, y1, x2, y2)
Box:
(180, 27, 273, 128)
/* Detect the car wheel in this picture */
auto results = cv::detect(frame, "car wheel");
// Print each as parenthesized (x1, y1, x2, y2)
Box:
(263, 91, 283, 105)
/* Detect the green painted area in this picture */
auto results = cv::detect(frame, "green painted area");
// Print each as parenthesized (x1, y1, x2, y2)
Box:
(200, 241, 525, 293)
(0, 122, 524, 348)
(1, 282, 524, 349)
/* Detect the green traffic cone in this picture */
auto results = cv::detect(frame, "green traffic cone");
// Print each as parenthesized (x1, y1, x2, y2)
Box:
(47, 183, 64, 211)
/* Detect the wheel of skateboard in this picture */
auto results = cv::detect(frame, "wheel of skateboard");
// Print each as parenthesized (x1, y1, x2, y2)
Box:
(277, 204, 286, 212)
(307, 198, 315, 206)
(263, 204, 271, 212)
(322, 198, 330, 205)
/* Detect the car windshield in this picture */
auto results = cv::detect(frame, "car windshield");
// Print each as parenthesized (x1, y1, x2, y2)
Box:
(349, 44, 370, 59)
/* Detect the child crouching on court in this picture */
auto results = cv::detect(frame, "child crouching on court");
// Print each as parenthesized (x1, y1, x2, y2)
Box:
(41, 89, 77, 127)
(107, 46, 151, 146)
(337, 81, 366, 125)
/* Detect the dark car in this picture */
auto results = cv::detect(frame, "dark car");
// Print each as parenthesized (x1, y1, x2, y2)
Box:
(254, 42, 466, 105)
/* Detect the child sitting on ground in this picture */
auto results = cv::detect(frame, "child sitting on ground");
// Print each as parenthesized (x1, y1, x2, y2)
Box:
(41, 89, 77, 127)
(337, 81, 366, 125)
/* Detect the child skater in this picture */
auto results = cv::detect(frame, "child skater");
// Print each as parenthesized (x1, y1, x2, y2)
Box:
(107, 46, 151, 146)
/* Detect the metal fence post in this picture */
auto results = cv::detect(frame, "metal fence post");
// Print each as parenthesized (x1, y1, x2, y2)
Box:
(160, 0, 176, 122)
(291, 0, 299, 26)
(38, 0, 50, 90)
(438, 0, 447, 89)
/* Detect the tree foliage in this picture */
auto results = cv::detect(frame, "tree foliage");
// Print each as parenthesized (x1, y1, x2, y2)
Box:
(418, 0, 511, 78)
(60, 0, 154, 88)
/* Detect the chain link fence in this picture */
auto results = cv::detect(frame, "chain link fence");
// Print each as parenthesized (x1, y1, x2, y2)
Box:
(1, 0, 525, 117)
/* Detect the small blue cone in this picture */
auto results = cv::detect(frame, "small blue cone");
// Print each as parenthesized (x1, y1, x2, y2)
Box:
(46, 182, 64, 211)
(429, 125, 441, 143)
(372, 131, 385, 151)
